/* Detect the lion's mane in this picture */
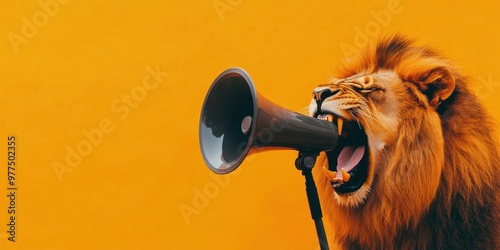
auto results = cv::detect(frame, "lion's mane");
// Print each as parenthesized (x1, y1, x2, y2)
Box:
(314, 35, 500, 249)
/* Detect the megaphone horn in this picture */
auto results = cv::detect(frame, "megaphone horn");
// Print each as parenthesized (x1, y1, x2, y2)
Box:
(199, 68, 339, 174)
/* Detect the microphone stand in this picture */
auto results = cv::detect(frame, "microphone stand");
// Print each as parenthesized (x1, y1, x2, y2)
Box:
(295, 151, 329, 250)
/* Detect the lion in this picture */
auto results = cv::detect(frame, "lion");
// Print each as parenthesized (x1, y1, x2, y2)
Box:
(309, 35, 500, 249)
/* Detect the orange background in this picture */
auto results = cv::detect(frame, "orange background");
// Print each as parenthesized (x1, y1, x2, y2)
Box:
(0, 0, 499, 249)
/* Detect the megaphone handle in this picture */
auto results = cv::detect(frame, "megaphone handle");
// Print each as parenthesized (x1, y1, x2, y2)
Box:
(296, 152, 330, 250)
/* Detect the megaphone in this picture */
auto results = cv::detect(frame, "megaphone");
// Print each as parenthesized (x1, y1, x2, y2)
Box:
(199, 67, 339, 174)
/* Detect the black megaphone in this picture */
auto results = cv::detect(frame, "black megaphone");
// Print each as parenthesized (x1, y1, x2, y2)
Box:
(199, 67, 339, 174)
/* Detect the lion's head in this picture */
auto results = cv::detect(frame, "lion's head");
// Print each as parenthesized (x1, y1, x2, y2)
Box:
(310, 35, 500, 248)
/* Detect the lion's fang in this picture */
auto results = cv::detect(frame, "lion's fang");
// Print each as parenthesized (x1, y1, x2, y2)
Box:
(337, 117, 344, 136)
(323, 167, 342, 183)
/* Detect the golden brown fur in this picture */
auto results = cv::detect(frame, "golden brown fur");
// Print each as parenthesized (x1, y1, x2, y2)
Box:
(312, 35, 500, 249)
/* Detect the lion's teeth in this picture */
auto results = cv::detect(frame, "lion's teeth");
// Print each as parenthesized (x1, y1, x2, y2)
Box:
(326, 114, 333, 122)
(323, 167, 342, 183)
(322, 167, 337, 182)
(323, 167, 351, 183)
(337, 117, 344, 136)
(341, 168, 351, 182)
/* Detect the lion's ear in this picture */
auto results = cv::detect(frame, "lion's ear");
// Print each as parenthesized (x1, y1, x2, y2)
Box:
(412, 67, 456, 108)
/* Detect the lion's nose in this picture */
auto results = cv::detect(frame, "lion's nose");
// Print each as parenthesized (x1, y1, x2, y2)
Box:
(313, 88, 338, 107)
(313, 88, 337, 101)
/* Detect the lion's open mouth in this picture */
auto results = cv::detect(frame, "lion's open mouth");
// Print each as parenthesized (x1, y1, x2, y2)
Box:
(315, 113, 370, 194)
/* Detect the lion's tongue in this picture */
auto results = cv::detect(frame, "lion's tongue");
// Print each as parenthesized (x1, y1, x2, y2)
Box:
(334, 145, 365, 179)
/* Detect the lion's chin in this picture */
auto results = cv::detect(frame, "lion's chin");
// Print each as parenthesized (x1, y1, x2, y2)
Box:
(333, 182, 372, 208)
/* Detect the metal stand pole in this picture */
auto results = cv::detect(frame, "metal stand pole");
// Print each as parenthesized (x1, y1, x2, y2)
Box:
(295, 151, 329, 250)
